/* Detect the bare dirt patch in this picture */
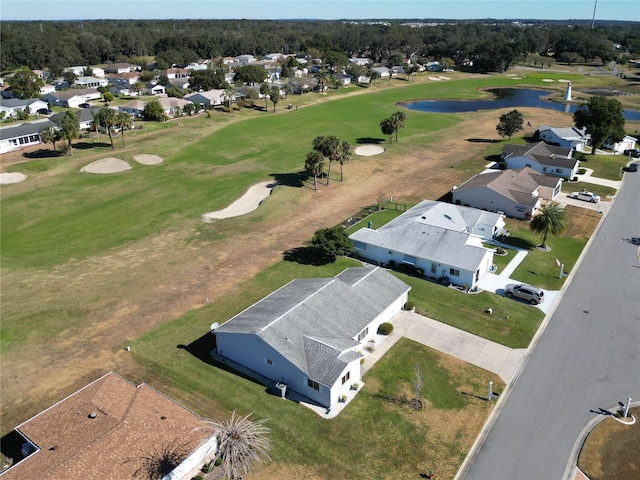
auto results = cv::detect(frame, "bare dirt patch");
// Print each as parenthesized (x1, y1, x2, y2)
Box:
(80, 157, 132, 174)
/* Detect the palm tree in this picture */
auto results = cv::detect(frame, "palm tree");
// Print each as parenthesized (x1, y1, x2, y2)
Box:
(94, 107, 118, 149)
(39, 126, 57, 151)
(210, 411, 271, 480)
(57, 111, 79, 156)
(313, 135, 340, 185)
(391, 110, 406, 142)
(369, 69, 380, 89)
(268, 86, 281, 112)
(259, 83, 270, 111)
(338, 140, 351, 181)
(116, 112, 133, 147)
(224, 84, 237, 109)
(315, 68, 330, 92)
(380, 117, 394, 143)
(529, 201, 566, 250)
(305, 150, 324, 191)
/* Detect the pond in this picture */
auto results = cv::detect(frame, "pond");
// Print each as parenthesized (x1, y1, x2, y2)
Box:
(402, 88, 640, 121)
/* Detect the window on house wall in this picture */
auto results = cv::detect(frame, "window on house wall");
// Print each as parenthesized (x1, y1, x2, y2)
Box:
(342, 371, 350, 384)
(542, 167, 547, 172)
(357, 327, 369, 342)
(353, 241, 366, 250)
(403, 255, 417, 265)
(264, 358, 274, 366)
(556, 168, 562, 173)
(307, 379, 320, 391)
(449, 268, 460, 277)
(431, 264, 437, 274)
(525, 164, 532, 168)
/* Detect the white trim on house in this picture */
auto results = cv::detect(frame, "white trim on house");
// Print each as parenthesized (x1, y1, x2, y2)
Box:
(349, 201, 505, 289)
(214, 266, 410, 408)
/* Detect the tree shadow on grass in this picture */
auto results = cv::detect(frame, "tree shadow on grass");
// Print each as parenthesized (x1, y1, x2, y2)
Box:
(270, 171, 307, 188)
(23, 149, 64, 159)
(72, 141, 113, 150)
(503, 236, 537, 250)
(466, 138, 499, 143)
(283, 246, 335, 266)
(356, 137, 385, 145)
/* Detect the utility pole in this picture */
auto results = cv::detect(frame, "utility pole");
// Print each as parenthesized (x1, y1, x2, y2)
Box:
(591, 0, 598, 29)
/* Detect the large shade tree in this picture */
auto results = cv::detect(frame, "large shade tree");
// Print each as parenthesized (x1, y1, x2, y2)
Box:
(307, 226, 353, 262)
(7, 68, 44, 99)
(529, 201, 566, 250)
(496, 109, 524, 140)
(573, 96, 626, 155)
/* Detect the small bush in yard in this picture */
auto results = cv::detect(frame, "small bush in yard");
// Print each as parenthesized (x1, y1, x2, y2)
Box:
(404, 301, 414, 311)
(377, 322, 393, 335)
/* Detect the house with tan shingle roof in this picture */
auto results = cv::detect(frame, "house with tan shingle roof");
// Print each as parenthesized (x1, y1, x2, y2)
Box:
(0, 372, 216, 480)
(452, 167, 563, 219)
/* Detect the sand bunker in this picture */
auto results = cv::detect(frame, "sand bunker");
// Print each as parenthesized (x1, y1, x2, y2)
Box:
(354, 145, 385, 157)
(558, 79, 571, 83)
(542, 79, 555, 82)
(134, 154, 163, 165)
(428, 76, 442, 81)
(509, 76, 523, 80)
(0, 172, 27, 185)
(81, 158, 132, 174)
(202, 181, 277, 222)
(438, 76, 451, 80)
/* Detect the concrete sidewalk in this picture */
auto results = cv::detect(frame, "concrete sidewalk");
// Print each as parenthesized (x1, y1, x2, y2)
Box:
(362, 310, 526, 383)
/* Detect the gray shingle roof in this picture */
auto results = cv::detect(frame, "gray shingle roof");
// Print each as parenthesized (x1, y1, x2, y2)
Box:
(216, 266, 410, 386)
(0, 119, 55, 140)
(502, 141, 578, 169)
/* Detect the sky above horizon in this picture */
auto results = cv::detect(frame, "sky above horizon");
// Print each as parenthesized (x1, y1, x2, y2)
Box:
(1, 0, 638, 22)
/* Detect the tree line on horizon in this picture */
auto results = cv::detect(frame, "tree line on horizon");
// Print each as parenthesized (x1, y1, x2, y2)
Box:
(1, 19, 638, 74)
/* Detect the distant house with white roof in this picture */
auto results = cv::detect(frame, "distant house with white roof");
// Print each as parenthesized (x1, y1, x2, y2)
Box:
(213, 266, 410, 408)
(349, 200, 505, 290)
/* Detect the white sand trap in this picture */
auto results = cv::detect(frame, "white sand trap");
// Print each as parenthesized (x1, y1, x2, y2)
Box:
(509, 76, 523, 80)
(438, 76, 451, 80)
(428, 76, 442, 81)
(0, 172, 27, 184)
(81, 158, 132, 174)
(354, 145, 385, 157)
(506, 73, 518, 76)
(558, 79, 571, 83)
(202, 181, 277, 222)
(542, 78, 555, 82)
(133, 154, 163, 165)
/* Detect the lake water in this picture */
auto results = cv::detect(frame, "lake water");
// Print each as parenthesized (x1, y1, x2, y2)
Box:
(402, 88, 640, 121)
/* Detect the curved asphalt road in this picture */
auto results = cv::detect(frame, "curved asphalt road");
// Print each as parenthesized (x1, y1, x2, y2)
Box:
(461, 167, 640, 480)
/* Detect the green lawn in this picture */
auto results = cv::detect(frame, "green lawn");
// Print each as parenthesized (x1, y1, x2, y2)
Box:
(576, 152, 630, 180)
(3, 72, 617, 271)
(502, 217, 590, 290)
(130, 257, 504, 479)
(564, 181, 618, 200)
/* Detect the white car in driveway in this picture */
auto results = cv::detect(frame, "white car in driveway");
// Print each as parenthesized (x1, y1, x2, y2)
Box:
(568, 190, 600, 203)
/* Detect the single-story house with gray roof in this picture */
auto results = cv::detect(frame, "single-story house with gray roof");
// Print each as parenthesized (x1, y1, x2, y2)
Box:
(0, 119, 55, 153)
(0, 98, 49, 118)
(350, 200, 505, 289)
(501, 141, 579, 179)
(536, 125, 589, 152)
(213, 266, 410, 408)
(452, 167, 563, 219)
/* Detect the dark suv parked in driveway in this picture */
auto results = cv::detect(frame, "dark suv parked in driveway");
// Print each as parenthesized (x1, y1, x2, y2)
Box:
(624, 149, 640, 158)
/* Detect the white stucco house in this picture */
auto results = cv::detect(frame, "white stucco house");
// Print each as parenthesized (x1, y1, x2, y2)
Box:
(501, 141, 579, 180)
(604, 135, 637, 153)
(0, 119, 55, 153)
(213, 266, 410, 409)
(74, 76, 109, 89)
(41, 88, 101, 108)
(184, 89, 230, 108)
(349, 201, 505, 290)
(0, 98, 48, 118)
(452, 167, 563, 220)
(536, 125, 590, 152)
